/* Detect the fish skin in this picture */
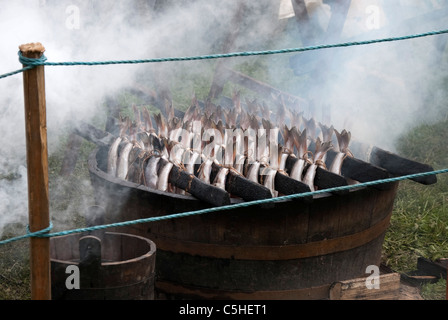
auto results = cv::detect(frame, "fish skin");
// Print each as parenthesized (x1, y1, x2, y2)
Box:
(116, 142, 134, 180)
(290, 110, 303, 130)
(330, 129, 352, 175)
(261, 167, 277, 197)
(334, 129, 351, 153)
(313, 137, 333, 165)
(154, 113, 168, 138)
(223, 134, 234, 167)
(319, 123, 334, 143)
(329, 152, 345, 175)
(157, 161, 173, 192)
(198, 159, 213, 184)
(303, 163, 317, 192)
(144, 156, 160, 189)
(213, 167, 229, 190)
(267, 135, 281, 170)
(233, 154, 246, 174)
(303, 117, 317, 140)
(107, 137, 122, 176)
(257, 131, 269, 164)
(246, 161, 261, 183)
(303, 138, 333, 190)
(185, 151, 201, 175)
(290, 158, 306, 181)
(169, 142, 185, 165)
(135, 132, 149, 151)
(133, 105, 142, 131)
(292, 128, 308, 160)
(279, 152, 290, 172)
(141, 106, 155, 134)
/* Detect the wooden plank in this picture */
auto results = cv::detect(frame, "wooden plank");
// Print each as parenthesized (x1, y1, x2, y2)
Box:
(314, 166, 348, 193)
(370, 146, 437, 185)
(284, 155, 348, 194)
(329, 273, 401, 300)
(20, 42, 51, 300)
(210, 162, 273, 202)
(162, 158, 231, 207)
(274, 170, 312, 199)
(349, 141, 437, 185)
(416, 257, 447, 279)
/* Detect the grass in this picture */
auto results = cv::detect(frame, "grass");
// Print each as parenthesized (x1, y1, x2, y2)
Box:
(382, 116, 448, 299)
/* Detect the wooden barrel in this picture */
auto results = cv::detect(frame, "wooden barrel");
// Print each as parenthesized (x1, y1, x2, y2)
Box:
(88, 146, 398, 300)
(50, 231, 156, 300)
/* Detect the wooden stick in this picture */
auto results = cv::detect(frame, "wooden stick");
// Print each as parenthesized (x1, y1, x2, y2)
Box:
(349, 140, 437, 185)
(370, 146, 437, 185)
(210, 162, 273, 201)
(284, 155, 348, 194)
(325, 149, 391, 190)
(20, 42, 51, 300)
(161, 158, 231, 207)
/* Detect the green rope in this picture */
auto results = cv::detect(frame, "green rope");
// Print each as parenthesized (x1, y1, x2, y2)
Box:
(0, 222, 53, 245)
(0, 52, 47, 79)
(1, 168, 447, 246)
(0, 28, 447, 80)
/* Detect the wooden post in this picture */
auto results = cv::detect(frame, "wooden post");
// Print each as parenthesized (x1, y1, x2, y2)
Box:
(20, 42, 51, 300)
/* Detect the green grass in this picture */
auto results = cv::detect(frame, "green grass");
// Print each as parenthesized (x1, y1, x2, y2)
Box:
(382, 117, 448, 300)
(0, 240, 30, 300)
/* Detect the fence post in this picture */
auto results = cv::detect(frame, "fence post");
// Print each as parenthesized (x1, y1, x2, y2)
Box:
(20, 42, 51, 300)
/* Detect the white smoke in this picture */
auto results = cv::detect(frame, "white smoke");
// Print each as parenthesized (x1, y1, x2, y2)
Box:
(272, 0, 448, 150)
(0, 0, 281, 238)
(0, 0, 447, 238)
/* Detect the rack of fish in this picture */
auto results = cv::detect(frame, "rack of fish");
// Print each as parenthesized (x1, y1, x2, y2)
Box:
(74, 91, 435, 207)
(100, 92, 365, 206)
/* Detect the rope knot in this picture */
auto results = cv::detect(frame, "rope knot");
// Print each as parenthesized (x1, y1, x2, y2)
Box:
(18, 51, 48, 67)
(26, 222, 53, 238)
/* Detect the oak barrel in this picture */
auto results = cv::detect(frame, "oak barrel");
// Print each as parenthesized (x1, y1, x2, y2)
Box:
(88, 146, 398, 299)
(50, 231, 156, 300)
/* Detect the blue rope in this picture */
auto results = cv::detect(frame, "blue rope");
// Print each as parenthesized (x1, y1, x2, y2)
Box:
(18, 51, 48, 66)
(1, 168, 447, 246)
(0, 52, 48, 80)
(0, 66, 33, 79)
(0, 28, 447, 80)
(0, 222, 53, 245)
